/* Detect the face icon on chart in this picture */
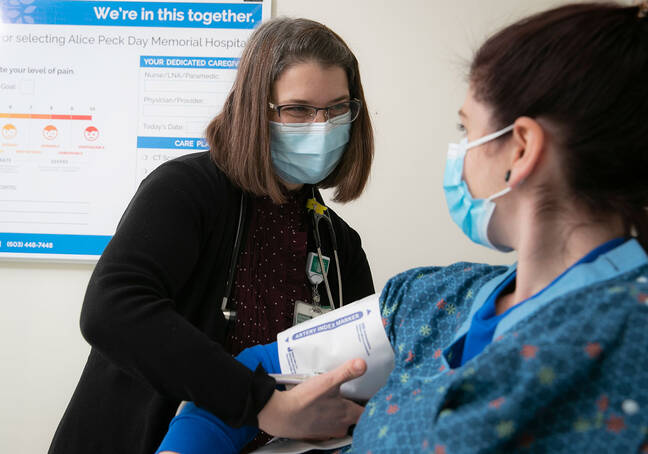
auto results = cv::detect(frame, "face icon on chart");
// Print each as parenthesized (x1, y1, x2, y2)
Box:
(84, 126, 99, 141)
(43, 125, 58, 140)
(1, 124, 17, 140)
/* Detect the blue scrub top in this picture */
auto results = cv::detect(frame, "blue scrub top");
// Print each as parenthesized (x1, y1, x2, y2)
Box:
(458, 237, 627, 366)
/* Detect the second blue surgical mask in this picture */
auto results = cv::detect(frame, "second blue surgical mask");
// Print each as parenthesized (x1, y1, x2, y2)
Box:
(443, 125, 514, 251)
(270, 112, 351, 185)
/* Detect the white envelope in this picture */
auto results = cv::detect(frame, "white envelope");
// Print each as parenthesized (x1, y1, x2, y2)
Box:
(251, 436, 352, 454)
(277, 294, 395, 401)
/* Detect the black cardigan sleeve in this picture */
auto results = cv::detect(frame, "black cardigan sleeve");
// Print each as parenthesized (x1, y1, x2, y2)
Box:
(79, 160, 275, 427)
(342, 224, 375, 304)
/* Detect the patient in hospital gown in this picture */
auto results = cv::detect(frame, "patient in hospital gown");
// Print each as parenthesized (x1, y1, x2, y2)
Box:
(349, 254, 648, 452)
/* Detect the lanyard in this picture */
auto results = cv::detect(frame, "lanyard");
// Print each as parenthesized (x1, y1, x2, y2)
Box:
(307, 187, 343, 310)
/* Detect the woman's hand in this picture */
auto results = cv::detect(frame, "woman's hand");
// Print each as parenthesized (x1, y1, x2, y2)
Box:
(257, 358, 367, 440)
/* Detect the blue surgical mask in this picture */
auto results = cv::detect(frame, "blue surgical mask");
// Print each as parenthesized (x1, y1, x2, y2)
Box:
(270, 113, 351, 185)
(443, 124, 514, 251)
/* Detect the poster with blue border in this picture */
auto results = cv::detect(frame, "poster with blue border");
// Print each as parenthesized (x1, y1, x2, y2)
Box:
(0, 0, 270, 260)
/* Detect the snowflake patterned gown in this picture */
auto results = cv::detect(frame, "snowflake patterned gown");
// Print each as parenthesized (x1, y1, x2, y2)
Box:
(345, 239, 648, 454)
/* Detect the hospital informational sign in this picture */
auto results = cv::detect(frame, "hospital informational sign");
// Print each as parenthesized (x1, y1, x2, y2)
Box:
(0, 0, 270, 260)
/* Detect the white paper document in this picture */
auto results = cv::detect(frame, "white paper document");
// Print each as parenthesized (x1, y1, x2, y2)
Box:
(277, 294, 395, 402)
(251, 436, 353, 453)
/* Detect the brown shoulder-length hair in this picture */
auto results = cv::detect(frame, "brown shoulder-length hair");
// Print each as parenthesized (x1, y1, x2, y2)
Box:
(206, 17, 373, 204)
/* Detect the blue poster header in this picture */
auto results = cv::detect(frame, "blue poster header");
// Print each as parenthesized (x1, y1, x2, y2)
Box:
(0, 1, 262, 29)
(137, 136, 209, 150)
(140, 55, 238, 69)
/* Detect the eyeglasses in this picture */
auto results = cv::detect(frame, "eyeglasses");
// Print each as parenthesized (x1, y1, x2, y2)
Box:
(268, 98, 362, 126)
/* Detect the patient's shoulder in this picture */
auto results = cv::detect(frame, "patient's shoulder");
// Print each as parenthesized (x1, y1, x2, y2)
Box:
(378, 263, 508, 344)
(380, 262, 507, 308)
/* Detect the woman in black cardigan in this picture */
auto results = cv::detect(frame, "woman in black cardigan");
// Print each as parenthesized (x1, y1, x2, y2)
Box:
(49, 17, 375, 454)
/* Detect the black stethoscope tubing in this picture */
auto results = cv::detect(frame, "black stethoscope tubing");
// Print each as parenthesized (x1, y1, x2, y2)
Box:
(221, 192, 248, 321)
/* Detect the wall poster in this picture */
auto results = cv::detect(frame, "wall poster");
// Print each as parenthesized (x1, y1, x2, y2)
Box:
(0, 0, 269, 260)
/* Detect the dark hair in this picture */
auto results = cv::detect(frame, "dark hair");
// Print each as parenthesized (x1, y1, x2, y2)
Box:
(206, 17, 373, 204)
(470, 2, 648, 249)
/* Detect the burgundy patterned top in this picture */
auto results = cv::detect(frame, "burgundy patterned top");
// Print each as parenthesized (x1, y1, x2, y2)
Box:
(226, 189, 313, 356)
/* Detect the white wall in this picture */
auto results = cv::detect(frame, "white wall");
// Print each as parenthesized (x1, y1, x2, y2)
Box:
(0, 1, 584, 452)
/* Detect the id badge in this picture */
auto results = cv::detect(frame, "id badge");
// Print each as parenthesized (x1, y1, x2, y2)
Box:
(293, 300, 331, 326)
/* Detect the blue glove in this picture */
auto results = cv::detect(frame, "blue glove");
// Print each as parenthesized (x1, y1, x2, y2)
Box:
(235, 342, 281, 375)
(155, 342, 280, 454)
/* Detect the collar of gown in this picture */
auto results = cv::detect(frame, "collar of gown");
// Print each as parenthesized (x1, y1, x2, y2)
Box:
(442, 238, 648, 367)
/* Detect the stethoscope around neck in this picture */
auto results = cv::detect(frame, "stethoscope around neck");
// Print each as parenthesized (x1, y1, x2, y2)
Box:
(221, 188, 343, 321)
